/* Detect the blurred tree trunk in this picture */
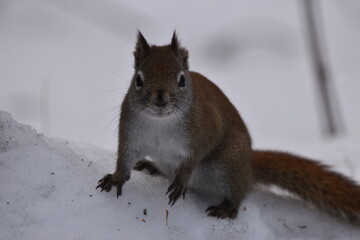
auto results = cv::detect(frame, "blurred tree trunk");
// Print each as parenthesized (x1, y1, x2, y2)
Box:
(301, 0, 343, 136)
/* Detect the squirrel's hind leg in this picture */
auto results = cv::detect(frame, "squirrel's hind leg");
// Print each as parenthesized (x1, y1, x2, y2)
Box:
(133, 160, 162, 176)
(200, 135, 252, 219)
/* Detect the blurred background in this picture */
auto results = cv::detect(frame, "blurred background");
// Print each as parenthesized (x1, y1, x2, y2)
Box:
(0, 0, 359, 151)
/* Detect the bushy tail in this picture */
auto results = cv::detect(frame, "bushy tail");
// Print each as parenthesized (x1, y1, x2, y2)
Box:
(252, 150, 360, 221)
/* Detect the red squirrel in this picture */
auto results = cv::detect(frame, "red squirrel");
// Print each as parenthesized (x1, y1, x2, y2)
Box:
(97, 32, 360, 220)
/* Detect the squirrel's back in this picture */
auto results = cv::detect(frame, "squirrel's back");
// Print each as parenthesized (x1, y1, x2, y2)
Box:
(189, 71, 250, 135)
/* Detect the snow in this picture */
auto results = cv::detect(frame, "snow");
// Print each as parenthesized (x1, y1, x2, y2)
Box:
(1, 111, 360, 239)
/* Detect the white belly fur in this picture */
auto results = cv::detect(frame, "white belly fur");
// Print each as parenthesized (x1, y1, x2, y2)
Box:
(127, 113, 189, 179)
(127, 113, 228, 197)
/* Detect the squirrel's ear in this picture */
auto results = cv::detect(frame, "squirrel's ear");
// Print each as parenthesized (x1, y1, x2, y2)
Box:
(171, 31, 189, 70)
(134, 31, 150, 68)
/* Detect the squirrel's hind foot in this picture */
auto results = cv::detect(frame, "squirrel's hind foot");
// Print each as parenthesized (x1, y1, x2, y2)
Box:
(206, 199, 238, 219)
(133, 160, 162, 175)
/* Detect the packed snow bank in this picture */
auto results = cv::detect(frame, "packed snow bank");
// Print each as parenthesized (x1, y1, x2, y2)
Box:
(1, 111, 359, 240)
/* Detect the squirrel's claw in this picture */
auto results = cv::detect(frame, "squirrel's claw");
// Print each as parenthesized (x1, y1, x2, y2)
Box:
(116, 185, 122, 198)
(206, 202, 238, 219)
(97, 173, 125, 197)
(182, 188, 187, 199)
(166, 178, 187, 206)
(96, 174, 113, 192)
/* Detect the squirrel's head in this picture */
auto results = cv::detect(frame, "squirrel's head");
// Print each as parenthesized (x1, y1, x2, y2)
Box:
(128, 31, 192, 118)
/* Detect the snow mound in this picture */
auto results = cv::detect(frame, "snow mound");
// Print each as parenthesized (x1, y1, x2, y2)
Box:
(1, 111, 359, 240)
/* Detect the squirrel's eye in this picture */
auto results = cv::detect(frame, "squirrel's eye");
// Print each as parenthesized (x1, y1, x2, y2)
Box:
(178, 74, 186, 88)
(135, 73, 143, 90)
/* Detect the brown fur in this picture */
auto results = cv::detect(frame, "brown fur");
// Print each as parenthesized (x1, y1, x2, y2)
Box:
(252, 150, 360, 221)
(97, 32, 360, 221)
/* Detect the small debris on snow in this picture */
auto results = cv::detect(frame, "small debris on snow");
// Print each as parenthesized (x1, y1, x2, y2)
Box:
(277, 218, 293, 233)
(166, 209, 169, 225)
(283, 223, 293, 233)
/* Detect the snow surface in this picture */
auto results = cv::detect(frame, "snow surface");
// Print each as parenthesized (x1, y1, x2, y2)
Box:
(1, 111, 360, 239)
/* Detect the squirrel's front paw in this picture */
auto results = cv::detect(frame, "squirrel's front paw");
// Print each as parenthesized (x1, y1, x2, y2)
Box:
(166, 177, 187, 206)
(96, 173, 126, 198)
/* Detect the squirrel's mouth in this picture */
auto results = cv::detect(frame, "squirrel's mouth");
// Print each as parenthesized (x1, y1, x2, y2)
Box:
(143, 106, 174, 118)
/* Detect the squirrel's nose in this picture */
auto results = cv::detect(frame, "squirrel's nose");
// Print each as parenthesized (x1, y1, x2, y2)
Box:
(155, 89, 168, 107)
